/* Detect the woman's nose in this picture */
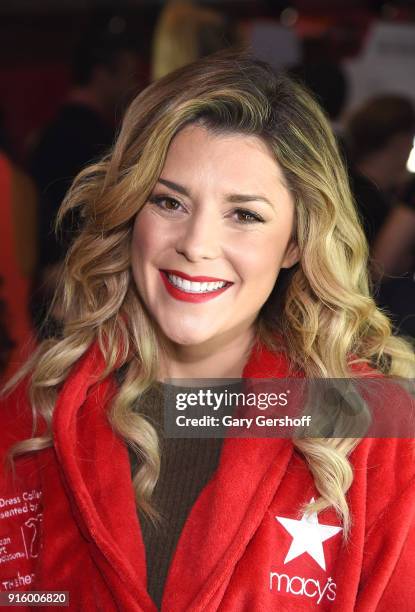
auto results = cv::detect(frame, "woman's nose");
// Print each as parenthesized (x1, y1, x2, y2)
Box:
(175, 210, 222, 262)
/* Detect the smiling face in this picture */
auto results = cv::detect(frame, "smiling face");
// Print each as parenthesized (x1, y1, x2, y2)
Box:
(131, 124, 298, 353)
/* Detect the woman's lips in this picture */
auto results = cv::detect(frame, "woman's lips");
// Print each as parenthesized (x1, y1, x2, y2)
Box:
(161, 268, 230, 283)
(159, 270, 232, 303)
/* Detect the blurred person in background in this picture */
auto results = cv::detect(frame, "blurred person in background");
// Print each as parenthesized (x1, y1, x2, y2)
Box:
(345, 95, 415, 337)
(373, 177, 415, 277)
(29, 31, 139, 337)
(345, 95, 415, 247)
(372, 176, 415, 337)
(0, 150, 37, 380)
(152, 0, 232, 81)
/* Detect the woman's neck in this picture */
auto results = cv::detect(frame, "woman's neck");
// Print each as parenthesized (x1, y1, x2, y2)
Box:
(158, 326, 257, 381)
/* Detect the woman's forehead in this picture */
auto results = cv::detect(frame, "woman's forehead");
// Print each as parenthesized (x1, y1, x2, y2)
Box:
(160, 124, 289, 195)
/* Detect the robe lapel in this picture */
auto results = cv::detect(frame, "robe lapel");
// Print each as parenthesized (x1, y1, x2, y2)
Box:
(52, 345, 157, 611)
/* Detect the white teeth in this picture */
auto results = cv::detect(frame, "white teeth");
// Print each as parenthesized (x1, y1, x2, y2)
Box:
(167, 274, 227, 293)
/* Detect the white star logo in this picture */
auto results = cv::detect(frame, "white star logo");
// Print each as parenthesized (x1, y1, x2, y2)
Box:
(275, 499, 342, 571)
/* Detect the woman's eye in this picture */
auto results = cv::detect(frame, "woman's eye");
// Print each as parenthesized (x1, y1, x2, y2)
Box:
(149, 195, 183, 211)
(234, 208, 264, 224)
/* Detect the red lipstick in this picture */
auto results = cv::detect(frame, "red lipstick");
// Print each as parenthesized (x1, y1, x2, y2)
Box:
(159, 270, 232, 303)
(162, 269, 230, 283)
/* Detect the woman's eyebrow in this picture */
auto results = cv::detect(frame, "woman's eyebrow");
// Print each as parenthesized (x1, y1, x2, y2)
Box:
(158, 178, 189, 196)
(157, 178, 275, 209)
(226, 193, 274, 209)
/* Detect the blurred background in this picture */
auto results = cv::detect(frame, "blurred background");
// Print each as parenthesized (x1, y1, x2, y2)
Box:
(1, 0, 415, 381)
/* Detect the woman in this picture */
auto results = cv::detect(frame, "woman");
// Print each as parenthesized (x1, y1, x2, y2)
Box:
(1, 51, 414, 610)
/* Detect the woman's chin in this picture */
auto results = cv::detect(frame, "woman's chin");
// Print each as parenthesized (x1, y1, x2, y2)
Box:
(161, 326, 217, 350)
(168, 333, 212, 348)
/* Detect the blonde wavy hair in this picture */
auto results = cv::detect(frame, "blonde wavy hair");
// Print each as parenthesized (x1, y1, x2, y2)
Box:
(7, 51, 415, 537)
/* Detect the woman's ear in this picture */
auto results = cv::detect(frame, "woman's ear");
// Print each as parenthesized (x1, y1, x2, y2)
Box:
(281, 239, 300, 269)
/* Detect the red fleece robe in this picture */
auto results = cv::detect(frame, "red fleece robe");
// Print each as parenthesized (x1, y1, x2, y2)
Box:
(0, 342, 415, 611)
